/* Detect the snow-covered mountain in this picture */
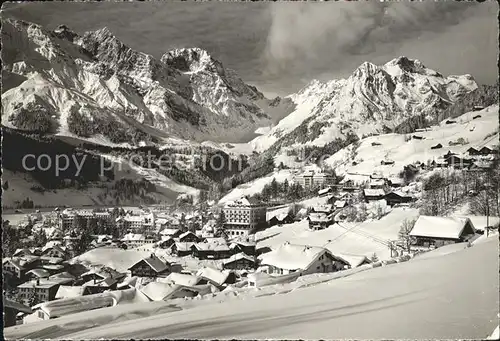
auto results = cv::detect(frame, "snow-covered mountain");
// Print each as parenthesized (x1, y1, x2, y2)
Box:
(253, 56, 477, 153)
(1, 19, 274, 145)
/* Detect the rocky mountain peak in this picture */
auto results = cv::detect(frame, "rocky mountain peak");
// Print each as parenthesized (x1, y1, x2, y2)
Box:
(161, 47, 223, 74)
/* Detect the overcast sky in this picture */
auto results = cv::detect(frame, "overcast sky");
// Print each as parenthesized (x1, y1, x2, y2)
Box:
(3, 1, 498, 97)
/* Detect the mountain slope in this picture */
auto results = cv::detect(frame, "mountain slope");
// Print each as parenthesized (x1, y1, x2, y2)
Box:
(1, 19, 273, 145)
(254, 57, 477, 155)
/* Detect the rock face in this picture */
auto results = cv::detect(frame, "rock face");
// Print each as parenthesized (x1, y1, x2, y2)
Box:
(253, 56, 477, 153)
(1, 19, 272, 145)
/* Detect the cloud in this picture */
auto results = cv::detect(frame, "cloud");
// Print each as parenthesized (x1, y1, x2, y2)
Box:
(262, 1, 496, 88)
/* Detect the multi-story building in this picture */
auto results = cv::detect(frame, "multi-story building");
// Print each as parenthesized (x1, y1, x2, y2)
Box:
(116, 213, 155, 233)
(17, 279, 60, 304)
(223, 197, 267, 237)
(295, 170, 334, 190)
(58, 210, 112, 230)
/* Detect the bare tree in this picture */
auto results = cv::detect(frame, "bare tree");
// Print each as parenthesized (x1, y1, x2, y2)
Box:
(399, 218, 417, 253)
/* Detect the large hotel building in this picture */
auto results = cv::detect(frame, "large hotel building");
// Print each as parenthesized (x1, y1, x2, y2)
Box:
(222, 197, 267, 237)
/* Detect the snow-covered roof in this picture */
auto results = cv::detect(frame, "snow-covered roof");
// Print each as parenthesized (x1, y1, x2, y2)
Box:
(129, 254, 168, 273)
(160, 228, 180, 236)
(318, 187, 332, 195)
(173, 242, 195, 251)
(308, 213, 331, 223)
(179, 231, 197, 239)
(117, 276, 138, 289)
(370, 179, 386, 186)
(363, 189, 385, 197)
(224, 197, 263, 208)
(121, 233, 146, 241)
(334, 253, 371, 268)
(18, 279, 60, 289)
(259, 243, 331, 271)
(196, 267, 232, 286)
(223, 253, 255, 265)
(162, 272, 202, 287)
(36, 288, 149, 318)
(313, 204, 333, 213)
(3, 298, 32, 314)
(26, 268, 51, 278)
(55, 286, 87, 299)
(193, 241, 230, 252)
(334, 200, 347, 208)
(410, 216, 475, 240)
(140, 282, 180, 301)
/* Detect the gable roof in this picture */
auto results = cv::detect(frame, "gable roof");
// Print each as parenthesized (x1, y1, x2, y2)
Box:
(172, 242, 195, 252)
(3, 299, 32, 314)
(193, 241, 230, 252)
(162, 272, 202, 287)
(55, 285, 88, 299)
(223, 253, 256, 265)
(334, 253, 371, 268)
(129, 254, 169, 273)
(196, 267, 232, 286)
(26, 268, 51, 278)
(410, 216, 475, 240)
(363, 188, 385, 197)
(259, 243, 331, 271)
(179, 231, 197, 240)
(308, 213, 331, 223)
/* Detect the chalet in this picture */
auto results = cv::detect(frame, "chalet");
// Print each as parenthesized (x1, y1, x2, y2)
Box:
(178, 231, 201, 243)
(430, 143, 443, 150)
(128, 254, 170, 278)
(41, 245, 67, 259)
(312, 204, 334, 214)
(268, 212, 295, 227)
(318, 187, 333, 196)
(83, 277, 119, 295)
(163, 272, 206, 286)
(196, 267, 236, 287)
(222, 253, 257, 270)
(467, 147, 480, 156)
(478, 146, 497, 155)
(55, 285, 91, 299)
(13, 248, 33, 258)
(409, 216, 476, 249)
(229, 241, 256, 256)
(369, 179, 386, 189)
(380, 159, 395, 165)
(388, 177, 404, 188)
(307, 213, 334, 230)
(383, 192, 414, 207)
(295, 208, 309, 220)
(191, 241, 231, 260)
(363, 188, 385, 202)
(258, 243, 349, 275)
(17, 279, 60, 305)
(79, 267, 124, 285)
(334, 253, 371, 269)
(3, 257, 39, 281)
(431, 158, 447, 168)
(3, 299, 32, 327)
(120, 234, 155, 248)
(160, 228, 182, 239)
(334, 200, 348, 209)
(26, 268, 51, 280)
(156, 236, 175, 249)
(139, 281, 212, 301)
(446, 155, 473, 169)
(170, 242, 194, 257)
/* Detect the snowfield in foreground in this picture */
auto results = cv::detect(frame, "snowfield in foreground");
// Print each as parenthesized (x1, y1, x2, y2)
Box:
(5, 237, 498, 339)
